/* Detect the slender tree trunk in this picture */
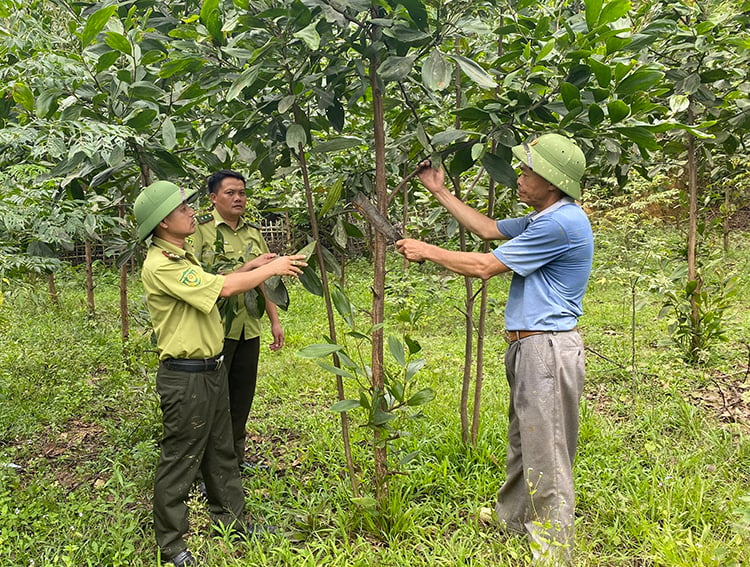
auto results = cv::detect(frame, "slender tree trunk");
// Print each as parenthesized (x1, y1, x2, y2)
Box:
(370, 49, 389, 503)
(297, 145, 359, 497)
(119, 204, 129, 341)
(47, 272, 59, 307)
(84, 239, 96, 317)
(686, 110, 700, 357)
(723, 184, 730, 252)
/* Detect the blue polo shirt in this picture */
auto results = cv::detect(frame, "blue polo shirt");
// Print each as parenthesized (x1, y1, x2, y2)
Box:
(493, 199, 593, 331)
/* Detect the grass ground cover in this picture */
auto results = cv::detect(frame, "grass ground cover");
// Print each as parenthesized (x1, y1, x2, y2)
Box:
(0, 225, 748, 566)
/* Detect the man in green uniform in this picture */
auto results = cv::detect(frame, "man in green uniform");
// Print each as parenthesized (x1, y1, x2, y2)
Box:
(134, 180, 306, 566)
(191, 170, 282, 471)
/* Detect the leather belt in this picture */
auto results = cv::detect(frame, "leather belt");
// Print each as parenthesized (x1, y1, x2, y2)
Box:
(162, 355, 224, 372)
(504, 328, 578, 344)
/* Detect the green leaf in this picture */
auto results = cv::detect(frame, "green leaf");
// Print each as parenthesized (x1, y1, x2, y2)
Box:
(320, 177, 343, 218)
(614, 126, 660, 151)
(126, 108, 157, 129)
(330, 399, 360, 412)
(600, 0, 631, 25)
(104, 31, 131, 55)
(80, 5, 117, 48)
(350, 496, 378, 510)
(405, 359, 425, 381)
(286, 124, 307, 150)
(615, 69, 664, 96)
(452, 54, 497, 89)
(296, 240, 318, 258)
(316, 362, 354, 379)
(407, 387, 436, 406)
(378, 55, 416, 82)
(12, 83, 34, 112)
(331, 285, 354, 327)
(293, 21, 320, 50)
(607, 100, 630, 123)
(481, 152, 518, 189)
(129, 81, 166, 100)
(388, 336, 406, 368)
(263, 276, 289, 311)
(401, 0, 428, 30)
(311, 136, 364, 154)
(588, 103, 605, 126)
(422, 49, 452, 92)
(298, 343, 344, 359)
(299, 265, 323, 296)
(227, 66, 260, 102)
(162, 116, 176, 149)
(584, 0, 603, 30)
(244, 287, 266, 319)
(431, 128, 470, 147)
(588, 58, 611, 88)
(36, 88, 62, 117)
(200, 0, 223, 45)
(560, 82, 581, 111)
(159, 57, 205, 79)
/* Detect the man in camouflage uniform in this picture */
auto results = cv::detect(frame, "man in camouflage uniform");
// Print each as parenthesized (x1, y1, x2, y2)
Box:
(134, 180, 306, 566)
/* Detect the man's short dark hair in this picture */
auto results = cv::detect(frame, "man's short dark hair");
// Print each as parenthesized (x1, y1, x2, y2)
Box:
(207, 170, 246, 194)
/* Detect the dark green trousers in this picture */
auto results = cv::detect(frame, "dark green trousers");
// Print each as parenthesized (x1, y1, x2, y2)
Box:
(153, 363, 246, 559)
(223, 334, 261, 464)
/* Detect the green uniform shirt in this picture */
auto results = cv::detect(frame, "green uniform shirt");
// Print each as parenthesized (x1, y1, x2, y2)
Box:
(142, 237, 226, 360)
(190, 210, 270, 340)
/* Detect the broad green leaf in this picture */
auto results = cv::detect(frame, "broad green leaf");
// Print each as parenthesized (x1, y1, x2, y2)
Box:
(388, 336, 406, 368)
(263, 276, 289, 311)
(297, 343, 344, 359)
(431, 128, 470, 147)
(330, 399, 360, 412)
(80, 5, 117, 48)
(244, 287, 266, 318)
(607, 100, 630, 123)
(310, 136, 364, 154)
(422, 49, 452, 92)
(104, 31, 131, 55)
(453, 54, 497, 89)
(129, 82, 166, 100)
(584, 0, 603, 30)
(404, 335, 421, 355)
(588, 58, 611, 88)
(350, 496, 378, 510)
(669, 94, 690, 113)
(481, 152, 518, 188)
(600, 0, 632, 25)
(320, 177, 343, 218)
(226, 66, 260, 102)
(293, 21, 320, 50)
(560, 82, 581, 111)
(614, 126, 660, 151)
(331, 285, 354, 327)
(286, 123, 307, 150)
(588, 103, 605, 126)
(400, 0, 428, 30)
(299, 265, 323, 296)
(378, 55, 416, 82)
(200, 0, 223, 45)
(296, 240, 318, 258)
(407, 387, 436, 406)
(316, 362, 354, 379)
(278, 94, 296, 114)
(126, 108, 157, 129)
(201, 123, 223, 150)
(35, 88, 62, 117)
(159, 57, 204, 79)
(162, 116, 176, 149)
(615, 69, 665, 96)
(12, 83, 34, 111)
(384, 25, 429, 43)
(405, 359, 425, 381)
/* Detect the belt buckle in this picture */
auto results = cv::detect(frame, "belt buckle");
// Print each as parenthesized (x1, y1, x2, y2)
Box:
(214, 355, 224, 371)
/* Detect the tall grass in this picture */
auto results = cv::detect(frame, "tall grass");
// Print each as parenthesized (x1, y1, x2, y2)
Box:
(0, 226, 748, 566)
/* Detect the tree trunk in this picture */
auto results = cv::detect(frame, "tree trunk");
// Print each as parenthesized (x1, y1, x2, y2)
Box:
(297, 140, 359, 497)
(723, 184, 730, 253)
(370, 46, 389, 504)
(47, 272, 59, 307)
(119, 204, 129, 341)
(686, 109, 700, 357)
(84, 239, 96, 317)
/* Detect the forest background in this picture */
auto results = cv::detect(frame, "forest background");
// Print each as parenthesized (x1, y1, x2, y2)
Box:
(0, 0, 749, 565)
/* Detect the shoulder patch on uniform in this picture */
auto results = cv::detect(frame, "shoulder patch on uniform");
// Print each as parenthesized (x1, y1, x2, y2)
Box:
(180, 268, 202, 287)
(196, 213, 214, 224)
(161, 249, 182, 261)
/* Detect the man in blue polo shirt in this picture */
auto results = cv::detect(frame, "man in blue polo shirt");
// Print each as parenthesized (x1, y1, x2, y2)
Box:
(396, 133, 593, 565)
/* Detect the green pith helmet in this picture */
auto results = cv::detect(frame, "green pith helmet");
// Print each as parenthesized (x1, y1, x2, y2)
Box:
(511, 133, 586, 200)
(134, 181, 197, 241)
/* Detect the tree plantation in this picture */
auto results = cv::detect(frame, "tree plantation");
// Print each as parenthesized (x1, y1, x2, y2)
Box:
(0, 1, 749, 565)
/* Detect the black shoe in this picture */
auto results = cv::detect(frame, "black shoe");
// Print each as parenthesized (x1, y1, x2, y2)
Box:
(197, 482, 208, 500)
(239, 461, 269, 474)
(168, 549, 196, 566)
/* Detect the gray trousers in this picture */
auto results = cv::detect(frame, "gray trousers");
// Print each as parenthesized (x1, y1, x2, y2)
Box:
(153, 364, 246, 559)
(495, 330, 585, 564)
